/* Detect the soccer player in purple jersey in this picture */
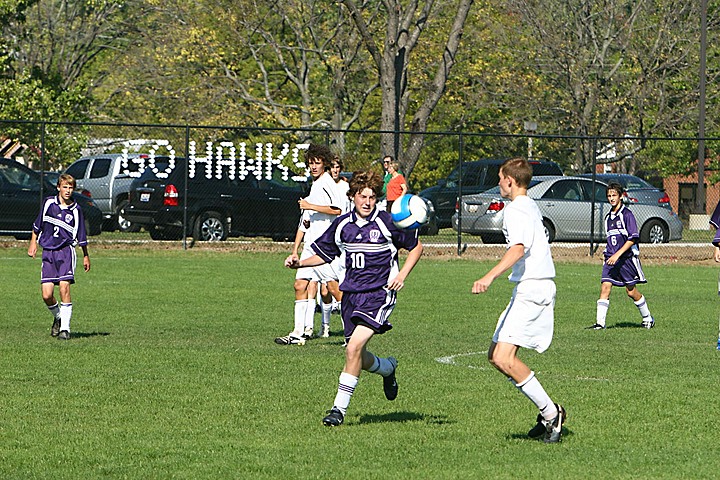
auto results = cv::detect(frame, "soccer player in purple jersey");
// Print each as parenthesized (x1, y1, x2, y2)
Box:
(27, 174, 91, 340)
(710, 200, 720, 262)
(472, 158, 565, 443)
(589, 182, 654, 330)
(285, 170, 423, 427)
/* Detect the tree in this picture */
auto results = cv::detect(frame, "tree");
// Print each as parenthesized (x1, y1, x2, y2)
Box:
(340, 0, 474, 176)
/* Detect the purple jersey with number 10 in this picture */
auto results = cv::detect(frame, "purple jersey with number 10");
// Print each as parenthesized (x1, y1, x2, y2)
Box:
(604, 205, 640, 259)
(311, 208, 418, 293)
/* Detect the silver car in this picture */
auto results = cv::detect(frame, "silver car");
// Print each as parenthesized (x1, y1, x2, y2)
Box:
(579, 173, 671, 210)
(452, 176, 683, 244)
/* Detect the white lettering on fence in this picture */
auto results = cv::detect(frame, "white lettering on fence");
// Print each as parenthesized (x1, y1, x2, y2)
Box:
(120, 139, 310, 182)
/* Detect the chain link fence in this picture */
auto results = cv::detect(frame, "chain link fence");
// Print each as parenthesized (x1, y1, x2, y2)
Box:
(0, 119, 716, 261)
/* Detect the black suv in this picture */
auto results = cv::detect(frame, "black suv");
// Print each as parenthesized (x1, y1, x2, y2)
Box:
(124, 158, 310, 241)
(419, 158, 564, 227)
(0, 157, 103, 239)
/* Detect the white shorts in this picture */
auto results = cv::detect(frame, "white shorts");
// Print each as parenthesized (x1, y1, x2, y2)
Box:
(331, 253, 346, 284)
(296, 248, 340, 283)
(492, 279, 556, 353)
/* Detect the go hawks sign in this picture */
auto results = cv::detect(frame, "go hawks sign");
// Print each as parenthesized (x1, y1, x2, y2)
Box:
(120, 139, 311, 182)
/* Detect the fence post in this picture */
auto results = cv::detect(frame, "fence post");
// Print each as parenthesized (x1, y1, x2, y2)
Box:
(457, 133, 467, 255)
(182, 125, 190, 250)
(590, 137, 598, 257)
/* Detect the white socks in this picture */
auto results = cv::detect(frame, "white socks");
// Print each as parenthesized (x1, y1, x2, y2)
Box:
(304, 298, 316, 331)
(514, 371, 557, 422)
(634, 295, 652, 320)
(333, 372, 358, 415)
(596, 299, 609, 327)
(293, 300, 307, 336)
(48, 302, 60, 320)
(60, 303, 72, 332)
(321, 302, 332, 327)
(368, 355, 394, 377)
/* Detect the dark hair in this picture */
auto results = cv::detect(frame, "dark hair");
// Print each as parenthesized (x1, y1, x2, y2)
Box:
(500, 157, 532, 188)
(606, 181, 624, 195)
(348, 170, 384, 199)
(332, 154, 344, 171)
(305, 144, 334, 171)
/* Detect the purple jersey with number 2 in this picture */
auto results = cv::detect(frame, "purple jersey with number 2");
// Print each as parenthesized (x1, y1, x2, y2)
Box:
(311, 208, 418, 293)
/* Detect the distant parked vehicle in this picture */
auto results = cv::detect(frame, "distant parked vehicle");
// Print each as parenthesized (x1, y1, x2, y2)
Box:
(64, 153, 162, 232)
(579, 173, 671, 210)
(0, 158, 103, 240)
(124, 158, 310, 241)
(419, 158, 563, 228)
(452, 176, 682, 244)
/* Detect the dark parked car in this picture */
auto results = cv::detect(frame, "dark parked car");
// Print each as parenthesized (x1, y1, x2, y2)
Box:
(124, 158, 311, 241)
(579, 173, 671, 210)
(419, 158, 563, 228)
(0, 158, 103, 240)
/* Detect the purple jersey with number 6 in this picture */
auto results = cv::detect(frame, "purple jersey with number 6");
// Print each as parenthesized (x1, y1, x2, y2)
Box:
(603, 205, 639, 259)
(311, 208, 418, 293)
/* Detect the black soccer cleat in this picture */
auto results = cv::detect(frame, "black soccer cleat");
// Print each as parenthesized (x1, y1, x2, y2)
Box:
(527, 413, 547, 439)
(323, 407, 344, 427)
(544, 404, 567, 444)
(51, 318, 61, 337)
(58, 330, 70, 340)
(383, 356, 398, 401)
(588, 323, 605, 330)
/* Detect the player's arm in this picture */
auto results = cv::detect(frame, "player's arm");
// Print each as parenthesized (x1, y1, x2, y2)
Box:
(472, 243, 525, 294)
(27, 231, 38, 258)
(299, 199, 341, 216)
(387, 240, 423, 291)
(286, 254, 327, 269)
(284, 228, 305, 267)
(81, 245, 90, 272)
(607, 239, 636, 265)
(714, 246, 720, 263)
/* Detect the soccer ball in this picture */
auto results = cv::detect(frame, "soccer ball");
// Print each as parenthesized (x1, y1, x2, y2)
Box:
(390, 194, 429, 230)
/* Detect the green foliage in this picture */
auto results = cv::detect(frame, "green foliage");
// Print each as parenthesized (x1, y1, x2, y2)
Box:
(2, 247, 720, 477)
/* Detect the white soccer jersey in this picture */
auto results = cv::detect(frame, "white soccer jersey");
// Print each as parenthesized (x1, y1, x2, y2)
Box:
(335, 179, 351, 214)
(502, 195, 555, 282)
(304, 171, 344, 244)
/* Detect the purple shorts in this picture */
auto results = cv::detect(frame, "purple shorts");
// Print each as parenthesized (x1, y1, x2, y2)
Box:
(341, 288, 396, 341)
(41, 247, 76, 284)
(601, 254, 646, 287)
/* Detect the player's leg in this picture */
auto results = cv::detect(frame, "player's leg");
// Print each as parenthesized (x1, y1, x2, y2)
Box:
(489, 342, 563, 441)
(323, 325, 374, 426)
(626, 285, 654, 328)
(275, 277, 310, 345)
(320, 282, 333, 338)
(303, 280, 319, 338)
(41, 282, 61, 337)
(57, 281, 72, 340)
(592, 282, 613, 329)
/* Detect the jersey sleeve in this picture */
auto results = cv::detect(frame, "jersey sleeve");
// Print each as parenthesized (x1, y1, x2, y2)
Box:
(623, 209, 640, 241)
(311, 217, 341, 263)
(75, 205, 88, 247)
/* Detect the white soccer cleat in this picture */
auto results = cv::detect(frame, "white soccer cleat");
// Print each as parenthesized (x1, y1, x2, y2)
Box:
(320, 324, 330, 338)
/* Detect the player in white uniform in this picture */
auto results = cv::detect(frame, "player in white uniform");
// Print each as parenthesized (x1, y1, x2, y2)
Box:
(318, 156, 351, 337)
(275, 144, 344, 345)
(471, 157, 566, 443)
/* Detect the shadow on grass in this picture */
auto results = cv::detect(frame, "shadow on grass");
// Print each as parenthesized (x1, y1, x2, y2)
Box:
(358, 411, 452, 425)
(607, 322, 644, 329)
(507, 427, 572, 442)
(70, 331, 111, 339)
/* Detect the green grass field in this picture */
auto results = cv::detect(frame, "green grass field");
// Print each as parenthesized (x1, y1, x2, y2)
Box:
(2, 245, 720, 479)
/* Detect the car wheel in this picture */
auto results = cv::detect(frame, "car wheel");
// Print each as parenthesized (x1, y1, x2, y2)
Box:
(116, 200, 140, 233)
(640, 219, 668, 244)
(480, 233, 504, 244)
(542, 219, 556, 243)
(194, 211, 227, 241)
